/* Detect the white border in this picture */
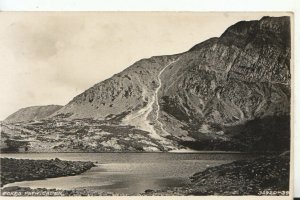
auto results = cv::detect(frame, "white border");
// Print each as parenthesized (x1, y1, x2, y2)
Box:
(0, 0, 297, 11)
(0, 0, 299, 198)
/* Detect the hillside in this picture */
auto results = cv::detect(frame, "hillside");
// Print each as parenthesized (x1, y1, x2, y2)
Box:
(52, 16, 291, 151)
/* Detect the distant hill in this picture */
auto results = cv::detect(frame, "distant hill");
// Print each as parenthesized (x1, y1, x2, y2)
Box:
(5, 105, 63, 123)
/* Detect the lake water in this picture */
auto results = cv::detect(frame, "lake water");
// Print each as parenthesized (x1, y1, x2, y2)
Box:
(1, 153, 257, 195)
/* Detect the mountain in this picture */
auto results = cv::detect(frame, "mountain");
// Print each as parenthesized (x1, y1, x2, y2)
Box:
(2, 16, 291, 152)
(4, 105, 63, 123)
(51, 16, 291, 151)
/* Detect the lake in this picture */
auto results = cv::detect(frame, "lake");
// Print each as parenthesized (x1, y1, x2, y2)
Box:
(1, 152, 258, 195)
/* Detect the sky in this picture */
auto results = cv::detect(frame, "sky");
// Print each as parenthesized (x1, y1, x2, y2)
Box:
(0, 12, 285, 120)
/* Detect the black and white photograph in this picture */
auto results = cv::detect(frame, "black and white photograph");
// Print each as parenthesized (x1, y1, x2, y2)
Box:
(0, 12, 293, 197)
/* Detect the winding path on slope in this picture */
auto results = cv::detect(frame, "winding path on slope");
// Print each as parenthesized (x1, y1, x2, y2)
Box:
(153, 58, 180, 136)
(123, 58, 180, 142)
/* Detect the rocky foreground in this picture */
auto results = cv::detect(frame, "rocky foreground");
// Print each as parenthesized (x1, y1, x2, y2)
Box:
(0, 158, 95, 187)
(188, 154, 290, 195)
(141, 154, 290, 196)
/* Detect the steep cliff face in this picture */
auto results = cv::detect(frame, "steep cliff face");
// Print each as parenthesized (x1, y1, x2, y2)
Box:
(158, 16, 290, 137)
(51, 16, 290, 151)
(5, 105, 63, 123)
